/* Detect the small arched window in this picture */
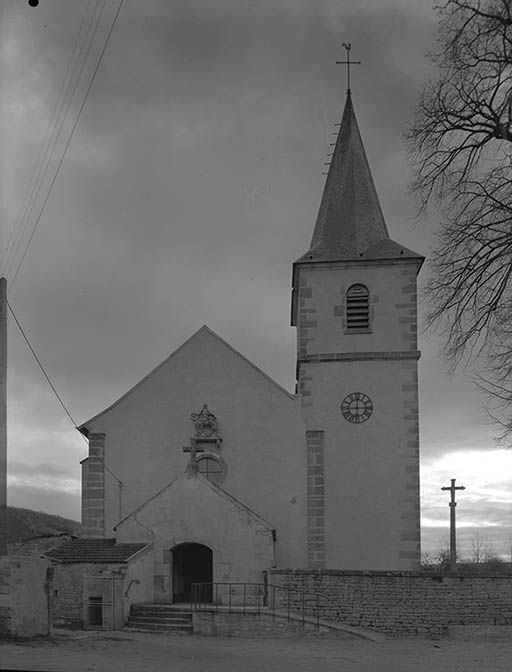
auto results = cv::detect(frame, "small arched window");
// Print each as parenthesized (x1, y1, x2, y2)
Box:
(345, 284, 370, 331)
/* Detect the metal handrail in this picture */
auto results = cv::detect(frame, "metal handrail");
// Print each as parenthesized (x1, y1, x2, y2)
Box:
(124, 578, 140, 598)
(192, 582, 266, 615)
(191, 581, 325, 629)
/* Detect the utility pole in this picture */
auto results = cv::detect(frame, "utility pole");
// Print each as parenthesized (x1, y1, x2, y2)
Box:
(441, 478, 465, 572)
(0, 277, 7, 556)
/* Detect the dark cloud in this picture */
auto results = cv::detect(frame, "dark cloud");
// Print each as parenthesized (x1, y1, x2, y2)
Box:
(2, 0, 509, 537)
(8, 460, 76, 478)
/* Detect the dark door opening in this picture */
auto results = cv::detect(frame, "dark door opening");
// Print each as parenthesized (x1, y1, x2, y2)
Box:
(87, 596, 103, 627)
(172, 543, 213, 603)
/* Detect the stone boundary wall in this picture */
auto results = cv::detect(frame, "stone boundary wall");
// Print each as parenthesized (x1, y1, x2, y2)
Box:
(0, 556, 50, 638)
(9, 534, 74, 558)
(269, 569, 512, 636)
(0, 556, 10, 636)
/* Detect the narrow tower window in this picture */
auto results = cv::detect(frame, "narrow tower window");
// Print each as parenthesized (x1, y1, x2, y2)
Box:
(345, 284, 370, 331)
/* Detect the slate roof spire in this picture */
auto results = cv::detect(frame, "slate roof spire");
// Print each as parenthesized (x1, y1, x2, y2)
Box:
(297, 92, 422, 263)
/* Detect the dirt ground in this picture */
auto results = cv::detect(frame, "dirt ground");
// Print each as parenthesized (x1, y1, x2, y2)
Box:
(0, 630, 511, 672)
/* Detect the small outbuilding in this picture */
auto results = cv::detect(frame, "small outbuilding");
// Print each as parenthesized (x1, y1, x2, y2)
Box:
(45, 538, 153, 629)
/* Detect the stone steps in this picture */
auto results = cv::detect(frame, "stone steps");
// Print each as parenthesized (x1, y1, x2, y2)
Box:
(127, 614, 191, 624)
(125, 604, 193, 634)
(125, 622, 192, 633)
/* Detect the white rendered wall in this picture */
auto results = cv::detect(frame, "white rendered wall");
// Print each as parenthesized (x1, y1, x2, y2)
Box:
(295, 259, 421, 569)
(83, 327, 307, 569)
(116, 474, 275, 602)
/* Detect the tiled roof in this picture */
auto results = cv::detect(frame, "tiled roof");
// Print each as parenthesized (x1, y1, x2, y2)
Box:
(298, 92, 423, 264)
(45, 538, 149, 563)
(7, 510, 37, 543)
(363, 238, 423, 261)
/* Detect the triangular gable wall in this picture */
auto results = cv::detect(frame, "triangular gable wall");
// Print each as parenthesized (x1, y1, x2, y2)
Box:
(79, 325, 295, 431)
(115, 472, 275, 532)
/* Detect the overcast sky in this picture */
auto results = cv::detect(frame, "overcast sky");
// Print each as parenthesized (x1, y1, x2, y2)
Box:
(1, 0, 511, 559)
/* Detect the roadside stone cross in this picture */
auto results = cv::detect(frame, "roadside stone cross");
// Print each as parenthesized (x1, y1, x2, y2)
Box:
(441, 478, 466, 572)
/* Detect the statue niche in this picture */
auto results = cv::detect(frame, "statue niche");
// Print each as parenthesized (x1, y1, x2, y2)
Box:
(190, 404, 220, 440)
(183, 404, 222, 474)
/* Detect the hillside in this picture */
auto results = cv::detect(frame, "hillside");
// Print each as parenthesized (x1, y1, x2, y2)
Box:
(8, 506, 81, 537)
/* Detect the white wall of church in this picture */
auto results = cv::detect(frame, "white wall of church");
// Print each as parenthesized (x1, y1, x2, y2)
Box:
(116, 474, 275, 602)
(295, 259, 421, 569)
(297, 260, 419, 356)
(84, 328, 308, 570)
(301, 358, 420, 569)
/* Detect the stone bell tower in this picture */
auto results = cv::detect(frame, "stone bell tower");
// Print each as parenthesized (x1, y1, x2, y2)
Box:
(291, 91, 424, 570)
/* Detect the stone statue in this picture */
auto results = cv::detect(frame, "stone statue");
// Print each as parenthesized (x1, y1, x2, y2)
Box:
(190, 404, 218, 438)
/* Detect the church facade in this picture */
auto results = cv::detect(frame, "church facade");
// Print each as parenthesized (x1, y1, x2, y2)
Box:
(78, 92, 424, 604)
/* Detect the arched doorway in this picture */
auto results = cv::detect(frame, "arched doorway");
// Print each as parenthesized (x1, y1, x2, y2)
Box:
(172, 543, 213, 603)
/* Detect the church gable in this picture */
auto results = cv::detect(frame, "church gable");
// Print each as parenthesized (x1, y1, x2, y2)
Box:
(79, 324, 294, 433)
(79, 325, 306, 566)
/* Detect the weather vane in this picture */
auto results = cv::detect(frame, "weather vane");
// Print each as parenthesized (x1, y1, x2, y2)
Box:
(336, 43, 361, 94)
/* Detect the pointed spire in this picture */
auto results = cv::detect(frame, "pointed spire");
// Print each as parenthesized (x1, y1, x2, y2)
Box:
(301, 93, 391, 262)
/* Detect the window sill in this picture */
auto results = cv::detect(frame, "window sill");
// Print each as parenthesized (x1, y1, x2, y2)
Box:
(344, 328, 373, 334)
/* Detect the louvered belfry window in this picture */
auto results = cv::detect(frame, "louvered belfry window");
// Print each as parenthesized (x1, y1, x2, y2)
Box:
(346, 284, 370, 330)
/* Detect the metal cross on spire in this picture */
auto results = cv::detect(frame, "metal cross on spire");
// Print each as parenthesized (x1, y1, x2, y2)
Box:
(336, 43, 361, 94)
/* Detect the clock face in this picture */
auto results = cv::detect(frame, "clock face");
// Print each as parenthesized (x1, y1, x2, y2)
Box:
(341, 392, 373, 424)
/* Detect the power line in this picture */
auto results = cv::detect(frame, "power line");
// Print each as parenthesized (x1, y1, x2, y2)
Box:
(1, 0, 101, 276)
(7, 0, 126, 292)
(7, 299, 80, 431)
(0, 0, 97, 275)
(7, 298, 122, 485)
(5, 0, 108, 283)
(3, 1, 127, 484)
(6, 0, 111, 287)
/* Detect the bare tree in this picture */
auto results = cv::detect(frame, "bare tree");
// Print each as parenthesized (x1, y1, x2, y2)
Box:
(469, 530, 497, 563)
(407, 1, 512, 431)
(434, 535, 460, 567)
(421, 550, 436, 566)
(505, 534, 512, 562)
